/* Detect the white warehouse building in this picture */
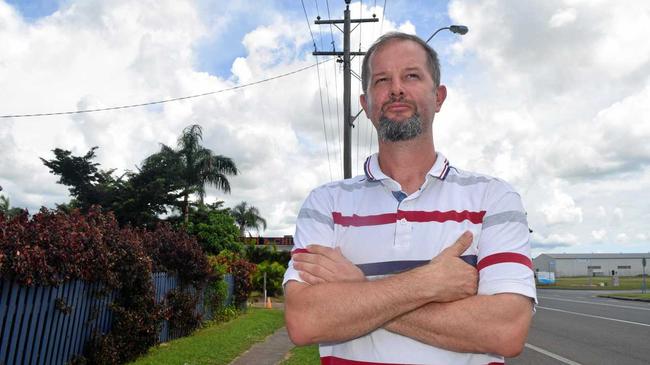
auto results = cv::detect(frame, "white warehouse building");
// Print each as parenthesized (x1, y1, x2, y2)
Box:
(533, 253, 649, 277)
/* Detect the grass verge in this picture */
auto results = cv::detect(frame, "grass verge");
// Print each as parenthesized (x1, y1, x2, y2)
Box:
(129, 308, 285, 365)
(597, 293, 650, 301)
(537, 276, 647, 290)
(280, 344, 319, 365)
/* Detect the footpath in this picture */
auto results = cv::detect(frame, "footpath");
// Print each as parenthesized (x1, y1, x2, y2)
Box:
(229, 301, 296, 365)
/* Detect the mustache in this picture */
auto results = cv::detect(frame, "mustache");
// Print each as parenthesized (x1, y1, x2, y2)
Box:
(380, 96, 418, 113)
(381, 96, 418, 115)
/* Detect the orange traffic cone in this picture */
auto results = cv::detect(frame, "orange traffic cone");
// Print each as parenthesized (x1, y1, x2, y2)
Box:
(265, 297, 273, 309)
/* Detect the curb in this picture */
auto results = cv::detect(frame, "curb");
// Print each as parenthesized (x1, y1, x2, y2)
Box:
(598, 295, 650, 303)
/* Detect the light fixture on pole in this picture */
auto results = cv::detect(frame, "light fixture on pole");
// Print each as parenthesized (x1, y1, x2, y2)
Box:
(426, 24, 469, 43)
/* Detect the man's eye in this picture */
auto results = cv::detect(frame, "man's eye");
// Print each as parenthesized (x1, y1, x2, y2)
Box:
(406, 73, 420, 79)
(375, 77, 388, 84)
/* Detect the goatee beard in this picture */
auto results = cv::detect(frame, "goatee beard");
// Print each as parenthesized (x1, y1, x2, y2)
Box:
(377, 113, 423, 142)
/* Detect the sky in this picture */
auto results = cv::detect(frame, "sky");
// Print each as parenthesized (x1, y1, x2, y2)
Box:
(1, 0, 649, 258)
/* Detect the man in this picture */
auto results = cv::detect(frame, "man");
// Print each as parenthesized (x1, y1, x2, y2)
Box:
(283, 32, 536, 365)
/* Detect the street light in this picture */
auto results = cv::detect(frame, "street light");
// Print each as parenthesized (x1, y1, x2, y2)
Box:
(426, 24, 469, 43)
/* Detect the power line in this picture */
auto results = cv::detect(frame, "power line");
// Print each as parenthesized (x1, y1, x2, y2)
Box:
(304, 0, 334, 181)
(316, 0, 339, 180)
(356, 0, 363, 175)
(301, 0, 318, 51)
(325, 0, 344, 178)
(0, 60, 333, 119)
(380, 0, 387, 34)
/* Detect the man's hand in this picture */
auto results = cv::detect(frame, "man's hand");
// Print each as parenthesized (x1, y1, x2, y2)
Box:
(293, 245, 366, 284)
(410, 231, 478, 302)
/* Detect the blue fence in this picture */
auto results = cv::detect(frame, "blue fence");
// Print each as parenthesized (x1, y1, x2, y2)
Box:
(0, 273, 234, 365)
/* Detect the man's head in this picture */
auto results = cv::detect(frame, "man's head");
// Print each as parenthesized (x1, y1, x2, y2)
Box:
(360, 32, 446, 143)
(361, 32, 441, 94)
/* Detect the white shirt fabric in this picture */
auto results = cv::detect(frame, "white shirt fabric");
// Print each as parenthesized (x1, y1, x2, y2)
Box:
(283, 152, 537, 365)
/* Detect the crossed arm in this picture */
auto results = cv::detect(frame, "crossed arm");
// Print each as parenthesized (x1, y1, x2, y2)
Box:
(284, 232, 533, 357)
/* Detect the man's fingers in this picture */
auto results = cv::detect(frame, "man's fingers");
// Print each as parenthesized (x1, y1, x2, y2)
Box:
(439, 231, 473, 257)
(298, 270, 325, 285)
(306, 244, 341, 260)
(294, 261, 334, 280)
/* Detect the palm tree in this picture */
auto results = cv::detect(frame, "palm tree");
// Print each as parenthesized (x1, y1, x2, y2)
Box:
(231, 201, 267, 237)
(0, 195, 24, 218)
(0, 195, 9, 213)
(146, 124, 238, 223)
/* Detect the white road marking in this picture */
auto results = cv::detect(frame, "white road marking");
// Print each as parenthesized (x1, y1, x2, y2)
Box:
(524, 343, 582, 365)
(537, 296, 650, 311)
(537, 306, 650, 327)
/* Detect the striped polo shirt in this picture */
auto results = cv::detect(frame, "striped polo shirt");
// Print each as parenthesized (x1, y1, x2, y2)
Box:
(284, 152, 537, 365)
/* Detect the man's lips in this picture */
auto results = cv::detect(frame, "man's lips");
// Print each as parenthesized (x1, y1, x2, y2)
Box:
(382, 102, 414, 113)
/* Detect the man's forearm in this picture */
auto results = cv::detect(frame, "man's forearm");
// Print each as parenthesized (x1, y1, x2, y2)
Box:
(384, 293, 533, 357)
(286, 232, 478, 346)
(285, 270, 440, 346)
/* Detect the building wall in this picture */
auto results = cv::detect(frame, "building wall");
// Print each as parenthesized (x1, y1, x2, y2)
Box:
(533, 255, 647, 277)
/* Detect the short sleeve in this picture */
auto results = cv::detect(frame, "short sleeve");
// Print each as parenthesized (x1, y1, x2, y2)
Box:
(282, 186, 336, 286)
(476, 181, 537, 303)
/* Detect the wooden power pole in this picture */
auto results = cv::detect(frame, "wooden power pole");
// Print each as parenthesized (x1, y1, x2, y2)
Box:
(312, 0, 377, 179)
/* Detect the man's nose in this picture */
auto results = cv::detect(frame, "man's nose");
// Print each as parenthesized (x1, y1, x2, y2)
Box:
(389, 79, 405, 98)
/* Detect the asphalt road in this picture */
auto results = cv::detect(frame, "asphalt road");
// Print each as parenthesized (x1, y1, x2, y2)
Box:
(507, 289, 650, 365)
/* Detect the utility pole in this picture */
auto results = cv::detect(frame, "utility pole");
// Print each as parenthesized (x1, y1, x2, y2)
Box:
(313, 0, 377, 179)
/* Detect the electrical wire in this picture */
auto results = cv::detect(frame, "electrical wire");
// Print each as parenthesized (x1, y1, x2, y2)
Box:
(325, 0, 343, 179)
(0, 60, 333, 119)
(380, 0, 387, 34)
(315, 0, 340, 180)
(356, 0, 363, 175)
(301, 0, 318, 52)
(303, 0, 333, 181)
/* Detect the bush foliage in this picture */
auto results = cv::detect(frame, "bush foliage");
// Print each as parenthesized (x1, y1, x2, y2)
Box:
(252, 260, 286, 297)
(0, 207, 213, 364)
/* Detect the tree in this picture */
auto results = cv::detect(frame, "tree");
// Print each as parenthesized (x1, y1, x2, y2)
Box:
(40, 147, 174, 227)
(40, 147, 121, 211)
(184, 203, 243, 254)
(231, 201, 267, 237)
(146, 124, 238, 223)
(0, 195, 24, 218)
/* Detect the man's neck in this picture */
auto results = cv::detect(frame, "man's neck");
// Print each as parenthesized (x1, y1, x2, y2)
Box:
(377, 136, 436, 195)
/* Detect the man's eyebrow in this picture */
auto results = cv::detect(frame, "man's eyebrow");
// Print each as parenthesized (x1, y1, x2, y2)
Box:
(403, 66, 423, 72)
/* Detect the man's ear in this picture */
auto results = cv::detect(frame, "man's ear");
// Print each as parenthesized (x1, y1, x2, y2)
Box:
(360, 94, 370, 118)
(434, 85, 447, 113)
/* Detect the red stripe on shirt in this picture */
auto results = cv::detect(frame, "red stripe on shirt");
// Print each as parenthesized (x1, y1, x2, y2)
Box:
(291, 248, 309, 256)
(477, 252, 533, 271)
(320, 357, 502, 365)
(332, 210, 486, 227)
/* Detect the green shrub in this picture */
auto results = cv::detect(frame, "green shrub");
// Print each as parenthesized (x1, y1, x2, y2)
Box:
(244, 243, 291, 266)
(185, 211, 242, 254)
(0, 206, 213, 364)
(252, 261, 287, 297)
(214, 250, 257, 309)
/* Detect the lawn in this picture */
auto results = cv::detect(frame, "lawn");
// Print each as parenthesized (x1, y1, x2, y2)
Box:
(598, 293, 650, 301)
(129, 308, 285, 365)
(281, 344, 319, 365)
(538, 276, 648, 290)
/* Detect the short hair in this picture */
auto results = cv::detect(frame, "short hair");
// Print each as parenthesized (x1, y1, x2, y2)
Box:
(361, 32, 441, 94)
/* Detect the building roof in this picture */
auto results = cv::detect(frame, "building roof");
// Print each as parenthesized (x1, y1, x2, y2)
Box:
(535, 253, 650, 260)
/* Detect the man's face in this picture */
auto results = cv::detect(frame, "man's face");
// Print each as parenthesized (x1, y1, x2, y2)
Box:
(360, 39, 446, 141)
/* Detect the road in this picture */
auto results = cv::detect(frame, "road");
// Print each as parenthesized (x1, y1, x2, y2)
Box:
(507, 289, 650, 364)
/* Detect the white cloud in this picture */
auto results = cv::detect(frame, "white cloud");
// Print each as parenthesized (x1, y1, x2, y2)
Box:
(592, 229, 607, 241)
(539, 186, 583, 225)
(613, 208, 624, 222)
(1, 0, 650, 250)
(616, 233, 629, 243)
(549, 8, 577, 28)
